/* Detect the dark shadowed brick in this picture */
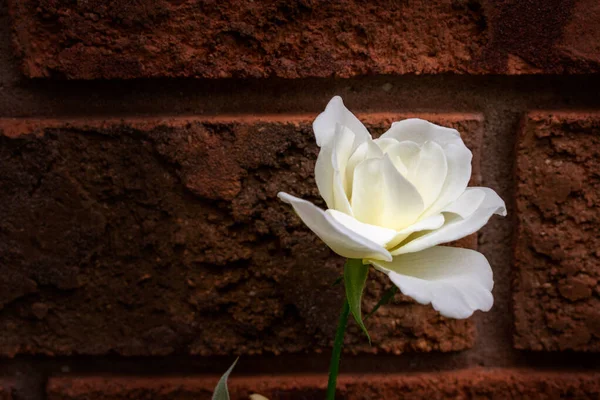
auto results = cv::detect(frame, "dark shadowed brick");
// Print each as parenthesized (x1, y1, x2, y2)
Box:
(0, 114, 482, 356)
(514, 112, 600, 351)
(0, 381, 12, 400)
(47, 369, 600, 399)
(7, 0, 600, 79)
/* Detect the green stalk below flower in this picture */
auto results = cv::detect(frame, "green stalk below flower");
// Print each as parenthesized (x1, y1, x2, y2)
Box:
(326, 299, 350, 400)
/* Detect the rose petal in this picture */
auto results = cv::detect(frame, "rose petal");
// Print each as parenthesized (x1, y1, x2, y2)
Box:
(424, 142, 472, 217)
(380, 118, 464, 147)
(381, 119, 472, 216)
(370, 246, 494, 319)
(313, 96, 371, 148)
(386, 213, 446, 249)
(351, 158, 384, 226)
(326, 209, 398, 247)
(351, 156, 424, 230)
(407, 141, 448, 209)
(278, 192, 392, 261)
(314, 97, 376, 213)
(373, 137, 401, 153)
(397, 214, 445, 235)
(315, 124, 358, 214)
(380, 154, 424, 229)
(382, 140, 420, 177)
(314, 144, 336, 210)
(344, 139, 383, 198)
(392, 187, 506, 255)
(331, 125, 356, 213)
(442, 188, 486, 218)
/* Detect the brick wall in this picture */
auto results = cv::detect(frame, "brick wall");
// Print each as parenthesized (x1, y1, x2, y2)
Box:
(1, 1, 599, 399)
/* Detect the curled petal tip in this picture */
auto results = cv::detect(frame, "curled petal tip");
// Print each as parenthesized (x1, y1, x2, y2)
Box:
(329, 95, 343, 103)
(277, 192, 291, 203)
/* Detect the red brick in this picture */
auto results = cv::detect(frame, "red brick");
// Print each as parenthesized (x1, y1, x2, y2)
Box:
(47, 369, 600, 399)
(0, 114, 481, 357)
(514, 112, 600, 351)
(7, 0, 600, 79)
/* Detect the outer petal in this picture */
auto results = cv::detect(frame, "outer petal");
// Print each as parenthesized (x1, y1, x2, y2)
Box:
(392, 187, 506, 255)
(327, 209, 398, 247)
(314, 124, 358, 214)
(331, 125, 356, 213)
(314, 143, 336, 210)
(313, 96, 371, 148)
(314, 96, 376, 213)
(370, 246, 494, 319)
(278, 192, 392, 261)
(380, 118, 464, 147)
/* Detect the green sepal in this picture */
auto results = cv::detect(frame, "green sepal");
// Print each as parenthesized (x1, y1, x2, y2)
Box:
(343, 258, 371, 344)
(212, 357, 239, 400)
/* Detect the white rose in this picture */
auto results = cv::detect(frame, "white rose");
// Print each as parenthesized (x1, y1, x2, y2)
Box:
(278, 96, 506, 319)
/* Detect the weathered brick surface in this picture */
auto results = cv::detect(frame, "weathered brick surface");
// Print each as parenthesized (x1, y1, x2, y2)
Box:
(7, 0, 600, 79)
(47, 369, 600, 399)
(514, 112, 600, 351)
(0, 114, 482, 357)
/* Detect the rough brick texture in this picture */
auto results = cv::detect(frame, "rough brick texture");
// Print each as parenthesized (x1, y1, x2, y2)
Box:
(47, 369, 600, 399)
(0, 114, 482, 357)
(514, 112, 600, 351)
(7, 0, 600, 79)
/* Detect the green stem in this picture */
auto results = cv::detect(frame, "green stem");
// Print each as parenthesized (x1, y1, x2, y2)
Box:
(326, 298, 350, 400)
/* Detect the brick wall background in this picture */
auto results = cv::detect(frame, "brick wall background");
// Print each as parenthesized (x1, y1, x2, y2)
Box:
(1, 0, 599, 399)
